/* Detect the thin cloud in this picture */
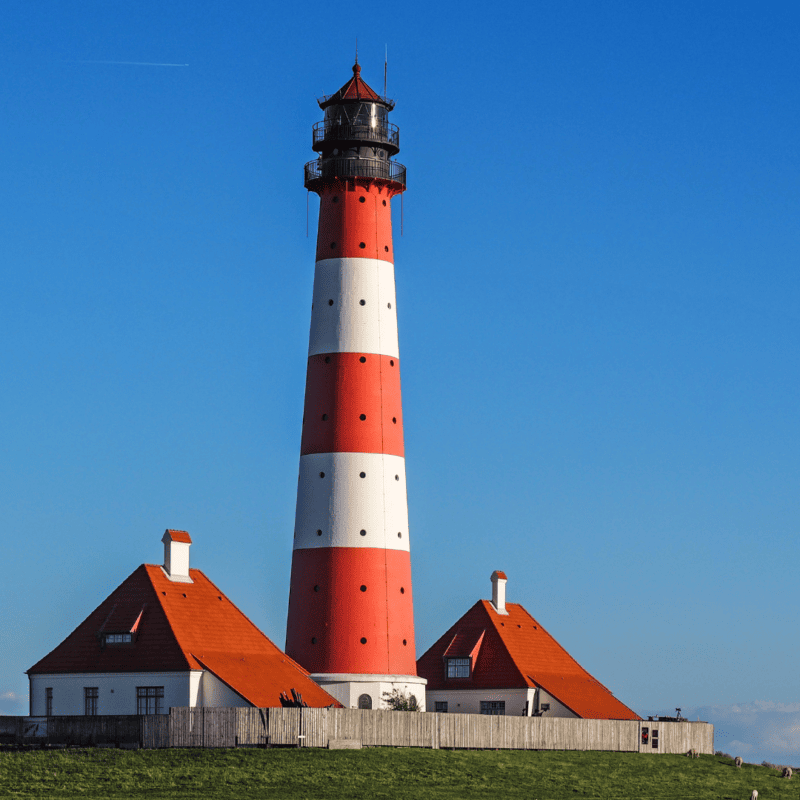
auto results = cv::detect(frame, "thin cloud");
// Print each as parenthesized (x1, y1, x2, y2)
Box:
(0, 691, 26, 714)
(678, 701, 800, 766)
(67, 60, 189, 67)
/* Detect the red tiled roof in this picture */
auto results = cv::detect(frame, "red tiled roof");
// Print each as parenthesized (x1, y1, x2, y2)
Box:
(164, 529, 192, 543)
(492, 570, 507, 580)
(442, 630, 485, 663)
(319, 63, 385, 108)
(99, 602, 146, 634)
(417, 600, 639, 721)
(27, 564, 340, 709)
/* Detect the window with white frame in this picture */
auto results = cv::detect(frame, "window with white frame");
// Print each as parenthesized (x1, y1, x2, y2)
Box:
(480, 700, 505, 716)
(136, 686, 164, 715)
(84, 687, 98, 716)
(445, 657, 470, 678)
(45, 688, 53, 717)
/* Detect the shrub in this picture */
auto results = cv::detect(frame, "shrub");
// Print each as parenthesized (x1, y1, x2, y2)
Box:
(382, 689, 420, 711)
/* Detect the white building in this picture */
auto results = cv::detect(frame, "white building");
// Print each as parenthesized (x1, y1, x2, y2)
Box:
(417, 571, 639, 720)
(27, 530, 339, 716)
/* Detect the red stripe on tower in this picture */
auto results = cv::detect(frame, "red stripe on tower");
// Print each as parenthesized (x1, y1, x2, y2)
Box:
(285, 62, 426, 710)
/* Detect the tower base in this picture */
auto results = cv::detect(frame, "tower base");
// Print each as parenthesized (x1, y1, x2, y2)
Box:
(310, 673, 427, 711)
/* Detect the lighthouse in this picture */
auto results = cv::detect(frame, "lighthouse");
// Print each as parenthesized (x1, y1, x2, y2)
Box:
(285, 61, 426, 710)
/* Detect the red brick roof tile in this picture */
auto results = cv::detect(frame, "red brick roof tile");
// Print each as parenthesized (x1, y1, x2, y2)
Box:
(417, 600, 639, 720)
(27, 564, 340, 708)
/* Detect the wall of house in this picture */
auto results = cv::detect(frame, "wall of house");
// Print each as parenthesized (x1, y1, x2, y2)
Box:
(536, 688, 578, 718)
(424, 687, 580, 718)
(29, 672, 197, 716)
(425, 687, 538, 716)
(198, 671, 250, 707)
(30, 670, 255, 714)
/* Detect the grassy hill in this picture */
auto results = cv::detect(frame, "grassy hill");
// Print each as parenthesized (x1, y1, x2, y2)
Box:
(0, 747, 794, 799)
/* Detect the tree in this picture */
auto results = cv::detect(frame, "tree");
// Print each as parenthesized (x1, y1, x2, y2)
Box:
(382, 688, 420, 711)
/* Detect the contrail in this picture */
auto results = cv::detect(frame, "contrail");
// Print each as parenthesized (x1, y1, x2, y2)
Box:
(68, 60, 189, 67)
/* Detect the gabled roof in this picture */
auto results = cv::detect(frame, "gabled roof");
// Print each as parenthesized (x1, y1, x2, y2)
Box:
(163, 529, 192, 543)
(442, 629, 485, 663)
(27, 564, 340, 709)
(319, 63, 392, 109)
(417, 600, 639, 721)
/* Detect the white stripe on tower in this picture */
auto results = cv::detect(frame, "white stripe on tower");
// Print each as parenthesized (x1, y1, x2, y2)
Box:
(309, 257, 399, 358)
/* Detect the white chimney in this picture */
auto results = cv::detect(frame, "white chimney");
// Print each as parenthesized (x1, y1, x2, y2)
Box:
(491, 570, 508, 614)
(162, 529, 193, 583)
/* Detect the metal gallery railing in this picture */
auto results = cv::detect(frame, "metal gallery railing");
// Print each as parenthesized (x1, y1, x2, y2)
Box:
(304, 157, 406, 189)
(312, 120, 400, 149)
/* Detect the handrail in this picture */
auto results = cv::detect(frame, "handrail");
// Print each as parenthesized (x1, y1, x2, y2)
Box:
(312, 120, 399, 149)
(304, 158, 406, 189)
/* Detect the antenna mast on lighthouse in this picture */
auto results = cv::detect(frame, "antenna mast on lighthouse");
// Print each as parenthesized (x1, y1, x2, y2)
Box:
(286, 61, 426, 710)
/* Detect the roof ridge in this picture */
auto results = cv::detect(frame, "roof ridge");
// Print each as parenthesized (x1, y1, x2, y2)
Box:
(494, 602, 639, 719)
(28, 564, 191, 675)
(183, 569, 316, 679)
(26, 565, 144, 674)
(478, 601, 528, 687)
(143, 564, 194, 670)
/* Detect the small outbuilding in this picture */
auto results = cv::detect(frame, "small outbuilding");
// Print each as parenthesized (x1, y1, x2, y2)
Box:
(27, 530, 340, 715)
(417, 571, 639, 720)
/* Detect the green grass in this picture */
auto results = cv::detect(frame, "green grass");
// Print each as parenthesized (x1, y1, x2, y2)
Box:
(0, 748, 793, 800)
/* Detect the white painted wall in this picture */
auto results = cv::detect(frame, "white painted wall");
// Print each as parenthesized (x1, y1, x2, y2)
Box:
(199, 671, 250, 707)
(294, 452, 409, 551)
(425, 687, 536, 717)
(309, 257, 399, 358)
(536, 688, 577, 718)
(29, 670, 253, 715)
(29, 672, 196, 716)
(312, 673, 427, 712)
(163, 539, 191, 580)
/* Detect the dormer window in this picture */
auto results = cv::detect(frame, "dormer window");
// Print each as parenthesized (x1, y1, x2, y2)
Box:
(446, 657, 470, 678)
(104, 633, 132, 645)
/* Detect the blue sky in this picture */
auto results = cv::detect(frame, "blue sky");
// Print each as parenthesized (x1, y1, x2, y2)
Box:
(1, 0, 798, 765)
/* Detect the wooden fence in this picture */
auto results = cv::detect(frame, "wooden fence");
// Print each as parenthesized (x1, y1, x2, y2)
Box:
(0, 710, 713, 754)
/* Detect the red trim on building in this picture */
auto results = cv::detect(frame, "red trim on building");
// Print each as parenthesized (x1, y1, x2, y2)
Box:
(301, 353, 404, 457)
(285, 547, 417, 676)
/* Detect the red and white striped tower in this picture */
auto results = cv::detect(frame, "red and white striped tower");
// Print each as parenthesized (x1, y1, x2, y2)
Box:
(285, 62, 426, 710)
